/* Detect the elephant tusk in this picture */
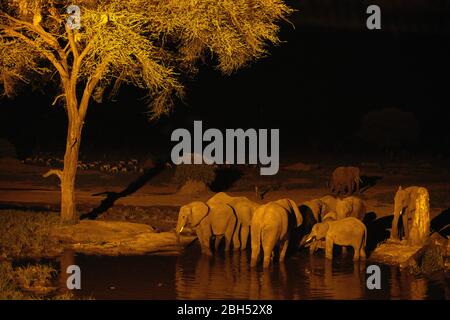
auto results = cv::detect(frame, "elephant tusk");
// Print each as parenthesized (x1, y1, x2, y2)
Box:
(179, 226, 184, 233)
(304, 235, 315, 246)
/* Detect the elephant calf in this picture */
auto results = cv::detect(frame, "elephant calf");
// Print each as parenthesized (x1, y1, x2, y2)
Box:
(305, 217, 367, 261)
(250, 199, 303, 268)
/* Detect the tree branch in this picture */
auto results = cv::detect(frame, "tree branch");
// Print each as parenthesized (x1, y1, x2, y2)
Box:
(1, 13, 69, 73)
(2, 28, 69, 80)
(43, 169, 63, 181)
(65, 24, 79, 60)
(78, 58, 110, 121)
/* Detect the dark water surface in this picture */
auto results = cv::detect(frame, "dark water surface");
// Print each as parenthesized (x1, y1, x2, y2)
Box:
(68, 247, 449, 300)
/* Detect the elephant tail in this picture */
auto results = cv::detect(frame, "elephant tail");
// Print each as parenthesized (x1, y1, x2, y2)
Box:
(362, 225, 367, 250)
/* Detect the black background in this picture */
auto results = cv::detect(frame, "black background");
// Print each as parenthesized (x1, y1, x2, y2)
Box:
(1, 0, 449, 160)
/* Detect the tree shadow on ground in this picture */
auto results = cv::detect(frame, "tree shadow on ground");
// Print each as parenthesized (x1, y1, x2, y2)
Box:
(363, 212, 393, 254)
(360, 175, 383, 192)
(80, 166, 164, 220)
(431, 207, 450, 237)
(210, 167, 243, 192)
(363, 207, 450, 254)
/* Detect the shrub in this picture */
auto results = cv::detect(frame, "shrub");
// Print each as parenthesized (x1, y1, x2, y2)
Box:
(174, 164, 216, 187)
(0, 210, 62, 259)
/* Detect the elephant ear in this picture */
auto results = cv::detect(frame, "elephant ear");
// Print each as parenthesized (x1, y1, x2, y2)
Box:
(289, 199, 303, 227)
(191, 202, 210, 226)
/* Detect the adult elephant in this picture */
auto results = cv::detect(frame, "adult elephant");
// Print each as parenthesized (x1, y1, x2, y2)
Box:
(335, 196, 366, 220)
(207, 192, 260, 250)
(390, 186, 430, 246)
(175, 201, 237, 255)
(328, 166, 361, 195)
(250, 199, 303, 268)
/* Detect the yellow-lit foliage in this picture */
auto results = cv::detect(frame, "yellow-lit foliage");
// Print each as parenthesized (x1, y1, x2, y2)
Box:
(1, 0, 292, 117)
(0, 0, 292, 222)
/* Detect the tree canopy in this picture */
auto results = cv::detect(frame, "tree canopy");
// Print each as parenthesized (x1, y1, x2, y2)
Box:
(1, 0, 292, 118)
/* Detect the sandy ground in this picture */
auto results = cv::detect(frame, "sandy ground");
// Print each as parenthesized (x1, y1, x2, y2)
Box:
(0, 157, 448, 221)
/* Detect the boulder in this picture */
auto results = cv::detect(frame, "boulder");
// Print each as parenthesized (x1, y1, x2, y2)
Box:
(50, 220, 195, 256)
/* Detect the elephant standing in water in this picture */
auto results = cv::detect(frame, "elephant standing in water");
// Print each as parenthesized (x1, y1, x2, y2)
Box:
(208, 192, 260, 250)
(328, 166, 362, 195)
(175, 201, 237, 255)
(304, 217, 367, 261)
(250, 199, 303, 268)
(390, 186, 430, 246)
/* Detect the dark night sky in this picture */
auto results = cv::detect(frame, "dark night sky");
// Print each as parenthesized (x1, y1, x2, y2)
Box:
(1, 1, 450, 159)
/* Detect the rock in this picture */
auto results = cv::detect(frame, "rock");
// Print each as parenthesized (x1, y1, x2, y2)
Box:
(370, 234, 448, 274)
(369, 239, 423, 268)
(50, 220, 195, 256)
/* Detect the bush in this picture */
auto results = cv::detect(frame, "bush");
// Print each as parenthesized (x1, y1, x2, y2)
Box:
(174, 164, 216, 187)
(0, 210, 62, 259)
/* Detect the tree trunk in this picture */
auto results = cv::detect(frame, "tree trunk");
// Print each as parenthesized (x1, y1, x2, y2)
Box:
(60, 114, 82, 224)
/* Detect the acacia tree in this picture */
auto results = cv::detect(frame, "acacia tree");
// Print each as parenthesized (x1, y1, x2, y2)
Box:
(0, 0, 292, 223)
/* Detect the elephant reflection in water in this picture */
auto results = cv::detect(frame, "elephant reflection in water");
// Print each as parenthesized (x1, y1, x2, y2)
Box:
(306, 256, 365, 299)
(175, 253, 288, 299)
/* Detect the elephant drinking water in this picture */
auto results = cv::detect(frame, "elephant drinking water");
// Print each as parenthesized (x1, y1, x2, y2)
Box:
(175, 201, 237, 255)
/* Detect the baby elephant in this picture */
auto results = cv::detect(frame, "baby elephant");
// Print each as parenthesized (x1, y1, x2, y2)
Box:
(305, 217, 367, 261)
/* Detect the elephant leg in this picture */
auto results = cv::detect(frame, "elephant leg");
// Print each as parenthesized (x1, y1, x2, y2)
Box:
(251, 226, 261, 267)
(279, 240, 289, 261)
(224, 224, 235, 252)
(250, 246, 260, 267)
(352, 244, 360, 261)
(240, 225, 250, 251)
(262, 236, 277, 269)
(197, 228, 212, 255)
(402, 214, 409, 240)
(390, 214, 400, 240)
(214, 235, 223, 251)
(232, 224, 241, 251)
(325, 238, 333, 260)
(359, 245, 366, 261)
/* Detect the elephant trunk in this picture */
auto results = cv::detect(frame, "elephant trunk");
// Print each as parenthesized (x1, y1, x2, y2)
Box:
(391, 205, 403, 240)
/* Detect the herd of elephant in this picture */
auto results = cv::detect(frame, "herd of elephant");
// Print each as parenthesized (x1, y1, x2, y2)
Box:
(175, 191, 368, 268)
(175, 162, 430, 268)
